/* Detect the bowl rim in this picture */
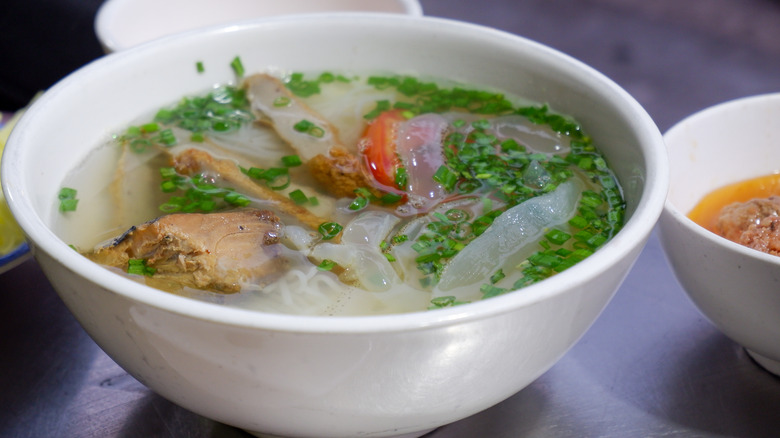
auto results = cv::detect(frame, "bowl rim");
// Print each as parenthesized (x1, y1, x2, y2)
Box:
(662, 92, 780, 266)
(94, 0, 424, 53)
(3, 13, 668, 333)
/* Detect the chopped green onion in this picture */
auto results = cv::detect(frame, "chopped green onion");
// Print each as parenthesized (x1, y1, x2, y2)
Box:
(545, 229, 572, 245)
(230, 56, 245, 77)
(318, 222, 343, 240)
(128, 258, 156, 276)
(392, 234, 408, 244)
(489, 269, 505, 284)
(429, 295, 468, 309)
(348, 196, 369, 211)
(58, 187, 78, 212)
(281, 155, 303, 167)
(273, 96, 291, 107)
(196, 61, 205, 73)
(157, 129, 177, 146)
(141, 122, 159, 133)
(293, 119, 325, 137)
(432, 166, 458, 192)
(289, 189, 308, 204)
(480, 284, 507, 299)
(317, 259, 337, 271)
(381, 192, 404, 204)
(394, 166, 408, 190)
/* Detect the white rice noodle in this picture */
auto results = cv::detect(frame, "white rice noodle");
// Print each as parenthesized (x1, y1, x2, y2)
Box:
(309, 211, 401, 292)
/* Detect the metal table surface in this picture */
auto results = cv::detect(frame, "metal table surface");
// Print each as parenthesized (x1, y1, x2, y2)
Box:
(2, 0, 780, 437)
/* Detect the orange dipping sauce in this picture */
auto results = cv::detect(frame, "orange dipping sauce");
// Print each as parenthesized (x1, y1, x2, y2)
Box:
(688, 173, 780, 234)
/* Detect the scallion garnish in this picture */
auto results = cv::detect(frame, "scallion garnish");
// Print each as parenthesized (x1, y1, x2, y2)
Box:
(128, 258, 156, 277)
(318, 222, 343, 240)
(281, 155, 303, 167)
(273, 96, 291, 107)
(288, 189, 308, 205)
(317, 259, 337, 271)
(230, 56, 245, 77)
(58, 187, 79, 212)
(293, 119, 325, 138)
(348, 196, 369, 211)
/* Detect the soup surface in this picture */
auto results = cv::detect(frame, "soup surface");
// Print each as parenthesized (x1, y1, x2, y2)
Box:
(56, 67, 625, 316)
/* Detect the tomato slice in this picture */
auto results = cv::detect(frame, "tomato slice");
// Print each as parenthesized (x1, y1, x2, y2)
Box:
(361, 109, 407, 190)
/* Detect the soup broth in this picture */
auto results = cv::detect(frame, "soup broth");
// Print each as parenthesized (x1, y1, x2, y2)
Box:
(56, 69, 625, 316)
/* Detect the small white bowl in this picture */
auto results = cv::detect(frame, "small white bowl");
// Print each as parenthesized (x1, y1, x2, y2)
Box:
(660, 93, 780, 375)
(95, 0, 423, 52)
(4, 14, 667, 438)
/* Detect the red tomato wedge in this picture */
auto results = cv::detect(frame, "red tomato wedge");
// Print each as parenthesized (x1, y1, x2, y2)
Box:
(361, 109, 407, 190)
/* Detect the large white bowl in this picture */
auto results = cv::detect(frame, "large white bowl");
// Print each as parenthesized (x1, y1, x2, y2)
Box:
(2, 14, 667, 438)
(660, 93, 780, 376)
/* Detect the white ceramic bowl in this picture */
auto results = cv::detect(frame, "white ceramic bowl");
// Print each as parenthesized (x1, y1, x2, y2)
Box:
(660, 93, 780, 376)
(95, 0, 423, 52)
(3, 14, 667, 438)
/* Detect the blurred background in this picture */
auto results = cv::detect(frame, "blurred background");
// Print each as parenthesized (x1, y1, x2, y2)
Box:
(2, 1, 780, 437)
(3, 0, 780, 132)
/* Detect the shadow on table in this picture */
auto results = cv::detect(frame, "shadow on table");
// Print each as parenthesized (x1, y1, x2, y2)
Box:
(581, 327, 780, 437)
(118, 391, 252, 438)
(655, 333, 780, 437)
(0, 259, 98, 437)
(427, 383, 552, 437)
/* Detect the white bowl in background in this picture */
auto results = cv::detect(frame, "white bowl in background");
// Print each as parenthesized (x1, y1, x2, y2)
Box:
(660, 93, 780, 376)
(3, 14, 667, 438)
(95, 0, 423, 52)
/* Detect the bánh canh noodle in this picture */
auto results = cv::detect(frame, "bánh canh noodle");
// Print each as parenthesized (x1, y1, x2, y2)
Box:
(55, 65, 625, 316)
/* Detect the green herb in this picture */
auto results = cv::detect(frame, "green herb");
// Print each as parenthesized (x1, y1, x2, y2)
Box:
(285, 71, 352, 97)
(281, 155, 303, 167)
(293, 119, 325, 138)
(317, 259, 337, 271)
(318, 222, 343, 240)
(196, 61, 204, 73)
(489, 269, 505, 284)
(117, 85, 253, 152)
(230, 56, 245, 77)
(273, 96, 291, 107)
(380, 192, 404, 204)
(545, 229, 572, 245)
(128, 258, 156, 276)
(242, 166, 291, 190)
(480, 284, 507, 299)
(158, 168, 251, 213)
(288, 189, 308, 204)
(394, 166, 408, 190)
(348, 196, 369, 211)
(432, 165, 458, 192)
(58, 187, 78, 212)
(429, 295, 469, 309)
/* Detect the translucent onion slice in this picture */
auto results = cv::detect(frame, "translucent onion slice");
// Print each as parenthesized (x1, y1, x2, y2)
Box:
(434, 179, 583, 300)
(309, 211, 401, 292)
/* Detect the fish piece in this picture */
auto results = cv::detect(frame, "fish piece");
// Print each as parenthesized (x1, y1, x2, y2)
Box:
(172, 147, 334, 235)
(243, 73, 377, 199)
(87, 209, 284, 293)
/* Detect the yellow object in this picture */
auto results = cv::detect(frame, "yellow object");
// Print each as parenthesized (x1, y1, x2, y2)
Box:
(0, 110, 26, 256)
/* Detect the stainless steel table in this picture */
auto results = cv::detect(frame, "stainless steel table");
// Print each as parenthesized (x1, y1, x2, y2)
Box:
(2, 0, 780, 436)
